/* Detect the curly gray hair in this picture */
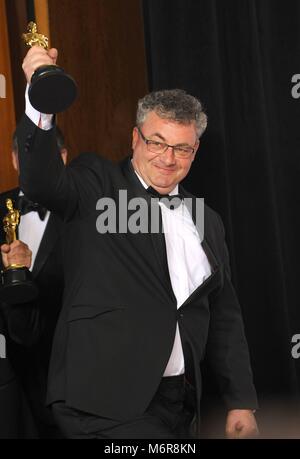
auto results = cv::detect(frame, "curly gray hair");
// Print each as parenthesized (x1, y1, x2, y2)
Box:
(136, 89, 207, 138)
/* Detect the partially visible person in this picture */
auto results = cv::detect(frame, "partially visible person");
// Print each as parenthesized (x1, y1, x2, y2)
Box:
(0, 298, 38, 437)
(0, 240, 38, 438)
(0, 128, 67, 438)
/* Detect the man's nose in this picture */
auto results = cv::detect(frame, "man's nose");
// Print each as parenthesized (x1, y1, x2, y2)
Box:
(161, 146, 176, 165)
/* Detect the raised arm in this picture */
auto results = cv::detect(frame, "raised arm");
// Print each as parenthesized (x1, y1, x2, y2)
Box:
(17, 47, 104, 220)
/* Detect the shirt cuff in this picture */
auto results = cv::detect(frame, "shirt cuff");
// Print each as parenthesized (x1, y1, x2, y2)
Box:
(25, 84, 54, 130)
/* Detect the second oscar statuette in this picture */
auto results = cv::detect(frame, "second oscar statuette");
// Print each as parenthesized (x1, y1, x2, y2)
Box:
(0, 199, 38, 304)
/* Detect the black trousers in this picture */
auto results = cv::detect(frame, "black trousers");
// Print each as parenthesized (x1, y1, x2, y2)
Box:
(52, 375, 196, 439)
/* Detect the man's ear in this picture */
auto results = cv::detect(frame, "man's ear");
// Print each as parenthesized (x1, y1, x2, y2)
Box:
(132, 127, 139, 150)
(191, 140, 200, 161)
(11, 151, 19, 173)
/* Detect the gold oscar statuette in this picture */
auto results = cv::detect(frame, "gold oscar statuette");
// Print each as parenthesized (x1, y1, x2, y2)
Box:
(22, 21, 77, 114)
(3, 198, 19, 245)
(0, 199, 38, 304)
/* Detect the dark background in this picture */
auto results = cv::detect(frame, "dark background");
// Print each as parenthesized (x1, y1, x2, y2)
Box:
(143, 0, 300, 436)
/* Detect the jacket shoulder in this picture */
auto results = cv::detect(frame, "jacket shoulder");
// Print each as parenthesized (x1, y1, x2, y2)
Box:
(204, 203, 224, 233)
(68, 152, 117, 178)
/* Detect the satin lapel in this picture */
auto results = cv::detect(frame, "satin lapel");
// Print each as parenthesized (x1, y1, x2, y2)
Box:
(122, 157, 176, 301)
(149, 205, 177, 302)
(32, 213, 60, 278)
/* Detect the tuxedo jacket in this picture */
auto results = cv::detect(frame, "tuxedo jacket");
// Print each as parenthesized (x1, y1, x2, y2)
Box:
(16, 114, 258, 425)
(0, 187, 64, 437)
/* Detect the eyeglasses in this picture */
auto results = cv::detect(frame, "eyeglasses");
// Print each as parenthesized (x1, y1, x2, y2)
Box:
(137, 127, 196, 159)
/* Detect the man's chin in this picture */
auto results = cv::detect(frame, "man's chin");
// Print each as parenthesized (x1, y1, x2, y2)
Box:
(151, 176, 176, 188)
(151, 182, 176, 193)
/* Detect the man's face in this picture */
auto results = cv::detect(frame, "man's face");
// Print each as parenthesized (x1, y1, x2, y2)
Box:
(131, 111, 199, 194)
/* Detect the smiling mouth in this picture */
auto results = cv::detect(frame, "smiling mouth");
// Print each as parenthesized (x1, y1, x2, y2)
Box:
(153, 164, 177, 173)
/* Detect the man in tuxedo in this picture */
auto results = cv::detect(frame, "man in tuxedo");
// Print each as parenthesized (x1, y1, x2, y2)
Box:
(0, 129, 67, 438)
(0, 219, 39, 438)
(16, 45, 259, 439)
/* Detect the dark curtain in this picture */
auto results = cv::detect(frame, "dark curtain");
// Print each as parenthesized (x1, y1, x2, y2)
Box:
(143, 0, 300, 435)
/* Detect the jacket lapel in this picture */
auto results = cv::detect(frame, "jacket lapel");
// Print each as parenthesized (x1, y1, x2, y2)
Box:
(121, 158, 176, 302)
(149, 205, 177, 303)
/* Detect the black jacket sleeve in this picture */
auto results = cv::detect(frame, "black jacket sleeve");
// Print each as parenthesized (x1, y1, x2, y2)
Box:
(16, 114, 105, 221)
(205, 215, 258, 410)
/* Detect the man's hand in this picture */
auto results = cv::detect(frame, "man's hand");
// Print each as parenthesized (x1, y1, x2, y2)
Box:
(22, 46, 58, 84)
(1, 241, 32, 269)
(225, 409, 259, 439)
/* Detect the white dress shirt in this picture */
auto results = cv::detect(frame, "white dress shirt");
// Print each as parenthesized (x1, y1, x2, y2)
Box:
(25, 89, 212, 376)
(25, 84, 53, 130)
(18, 192, 50, 270)
(135, 172, 212, 376)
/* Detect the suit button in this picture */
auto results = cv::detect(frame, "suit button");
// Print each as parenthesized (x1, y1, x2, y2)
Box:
(178, 312, 184, 319)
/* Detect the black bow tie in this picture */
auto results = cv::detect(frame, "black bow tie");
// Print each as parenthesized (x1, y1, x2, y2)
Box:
(17, 195, 48, 221)
(146, 186, 183, 209)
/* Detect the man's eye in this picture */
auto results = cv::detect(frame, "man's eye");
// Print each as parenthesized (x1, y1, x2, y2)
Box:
(149, 141, 164, 148)
(176, 147, 187, 153)
(176, 147, 192, 153)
